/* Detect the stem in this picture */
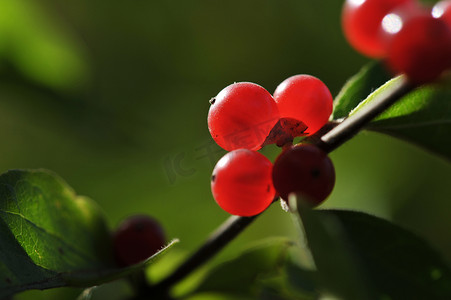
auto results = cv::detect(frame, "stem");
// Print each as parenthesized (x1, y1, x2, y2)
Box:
(153, 215, 257, 291)
(151, 77, 414, 294)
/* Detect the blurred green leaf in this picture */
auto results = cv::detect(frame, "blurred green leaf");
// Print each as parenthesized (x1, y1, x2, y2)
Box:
(0, 169, 177, 298)
(258, 285, 310, 300)
(293, 195, 451, 299)
(327, 209, 451, 300)
(284, 262, 317, 296)
(333, 61, 392, 120)
(0, 0, 89, 90)
(192, 238, 294, 297)
(291, 196, 375, 300)
(183, 293, 254, 300)
(256, 269, 315, 300)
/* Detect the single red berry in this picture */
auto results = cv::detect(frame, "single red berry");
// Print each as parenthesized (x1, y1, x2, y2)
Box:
(342, 0, 414, 58)
(272, 144, 335, 206)
(208, 82, 280, 151)
(433, 0, 451, 28)
(211, 149, 275, 216)
(273, 75, 333, 136)
(384, 12, 451, 84)
(113, 215, 166, 267)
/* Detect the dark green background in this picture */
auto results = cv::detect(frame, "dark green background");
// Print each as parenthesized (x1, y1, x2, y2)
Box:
(0, 1, 449, 299)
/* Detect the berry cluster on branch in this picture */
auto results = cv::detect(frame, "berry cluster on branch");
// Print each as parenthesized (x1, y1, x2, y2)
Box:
(208, 76, 335, 216)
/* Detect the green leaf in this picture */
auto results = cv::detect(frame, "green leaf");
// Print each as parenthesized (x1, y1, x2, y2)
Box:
(0, 169, 177, 298)
(333, 61, 392, 120)
(284, 262, 317, 296)
(291, 196, 451, 299)
(192, 238, 294, 297)
(326, 209, 451, 300)
(333, 61, 451, 159)
(361, 77, 451, 160)
(290, 197, 376, 300)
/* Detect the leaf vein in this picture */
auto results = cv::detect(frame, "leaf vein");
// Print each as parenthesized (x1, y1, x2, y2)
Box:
(0, 210, 99, 266)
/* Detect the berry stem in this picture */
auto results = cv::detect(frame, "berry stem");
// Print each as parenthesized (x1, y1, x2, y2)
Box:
(150, 76, 414, 295)
(151, 214, 258, 291)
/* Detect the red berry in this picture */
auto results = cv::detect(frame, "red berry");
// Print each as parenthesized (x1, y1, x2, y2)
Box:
(384, 12, 451, 84)
(433, 0, 451, 28)
(211, 149, 275, 216)
(379, 2, 426, 43)
(342, 0, 414, 57)
(208, 82, 280, 151)
(113, 215, 166, 267)
(273, 75, 333, 136)
(272, 144, 335, 206)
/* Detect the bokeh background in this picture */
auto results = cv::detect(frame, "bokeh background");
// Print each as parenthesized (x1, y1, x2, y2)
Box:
(0, 0, 449, 299)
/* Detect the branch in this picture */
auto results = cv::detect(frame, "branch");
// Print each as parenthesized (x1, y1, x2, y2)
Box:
(151, 77, 414, 293)
(153, 214, 257, 291)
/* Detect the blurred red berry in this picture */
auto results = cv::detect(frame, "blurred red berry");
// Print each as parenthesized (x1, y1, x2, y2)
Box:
(384, 12, 451, 84)
(342, 0, 414, 57)
(113, 215, 166, 267)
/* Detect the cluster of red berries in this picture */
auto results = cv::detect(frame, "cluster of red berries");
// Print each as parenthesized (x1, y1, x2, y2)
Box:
(342, 0, 451, 84)
(208, 77, 336, 217)
(109, 0, 451, 268)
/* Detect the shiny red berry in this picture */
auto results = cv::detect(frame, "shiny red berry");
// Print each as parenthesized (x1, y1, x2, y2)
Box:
(342, 0, 414, 58)
(272, 144, 335, 206)
(208, 82, 280, 151)
(273, 75, 333, 136)
(113, 215, 166, 267)
(384, 12, 451, 84)
(211, 149, 275, 216)
(433, 0, 451, 28)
